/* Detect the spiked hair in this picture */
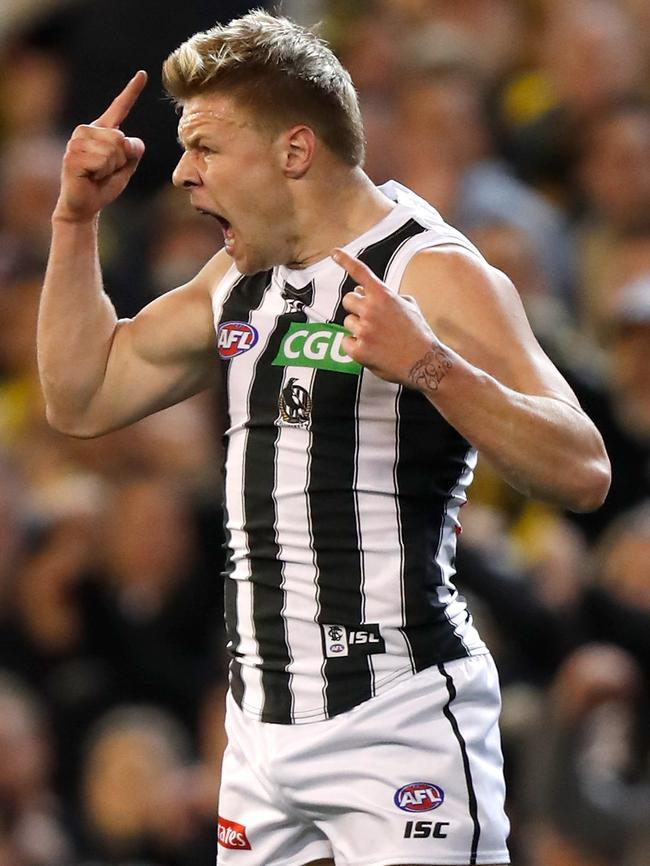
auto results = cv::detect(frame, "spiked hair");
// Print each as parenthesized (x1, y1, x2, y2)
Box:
(163, 10, 365, 166)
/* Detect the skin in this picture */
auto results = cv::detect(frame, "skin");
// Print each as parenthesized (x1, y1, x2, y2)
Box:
(172, 93, 393, 273)
(335, 246, 611, 511)
(39, 71, 609, 504)
(38, 72, 225, 436)
(38, 73, 392, 437)
(37, 71, 609, 865)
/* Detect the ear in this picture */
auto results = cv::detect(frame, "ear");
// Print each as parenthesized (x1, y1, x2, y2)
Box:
(281, 125, 316, 179)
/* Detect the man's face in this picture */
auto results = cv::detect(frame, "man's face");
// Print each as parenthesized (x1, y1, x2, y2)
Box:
(173, 91, 294, 274)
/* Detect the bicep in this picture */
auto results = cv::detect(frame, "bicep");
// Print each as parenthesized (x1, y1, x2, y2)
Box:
(86, 255, 228, 433)
(401, 247, 580, 406)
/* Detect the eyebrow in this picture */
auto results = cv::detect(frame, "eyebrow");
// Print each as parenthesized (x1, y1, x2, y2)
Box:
(177, 132, 203, 150)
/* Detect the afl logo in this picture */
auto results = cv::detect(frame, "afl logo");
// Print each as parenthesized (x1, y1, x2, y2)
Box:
(394, 782, 445, 812)
(217, 322, 258, 358)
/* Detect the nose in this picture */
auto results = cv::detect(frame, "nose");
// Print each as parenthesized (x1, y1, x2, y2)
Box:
(172, 151, 201, 188)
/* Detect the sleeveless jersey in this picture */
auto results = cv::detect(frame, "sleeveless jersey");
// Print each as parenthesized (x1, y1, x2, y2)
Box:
(212, 180, 488, 725)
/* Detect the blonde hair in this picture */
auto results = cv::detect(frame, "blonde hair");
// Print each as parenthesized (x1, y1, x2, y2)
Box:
(162, 10, 365, 166)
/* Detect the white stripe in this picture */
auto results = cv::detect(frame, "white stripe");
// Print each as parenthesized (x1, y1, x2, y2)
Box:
(355, 370, 417, 680)
(272, 365, 321, 719)
(433, 448, 486, 654)
(392, 387, 416, 672)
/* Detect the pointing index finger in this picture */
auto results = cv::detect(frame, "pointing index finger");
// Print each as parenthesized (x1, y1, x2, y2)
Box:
(332, 248, 385, 294)
(92, 70, 148, 129)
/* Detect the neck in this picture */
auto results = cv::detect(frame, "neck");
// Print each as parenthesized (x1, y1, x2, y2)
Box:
(285, 167, 394, 269)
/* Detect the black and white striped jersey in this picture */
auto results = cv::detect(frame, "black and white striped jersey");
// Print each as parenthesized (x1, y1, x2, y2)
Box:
(213, 180, 488, 725)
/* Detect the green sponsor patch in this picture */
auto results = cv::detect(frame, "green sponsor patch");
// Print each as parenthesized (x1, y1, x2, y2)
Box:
(272, 323, 361, 375)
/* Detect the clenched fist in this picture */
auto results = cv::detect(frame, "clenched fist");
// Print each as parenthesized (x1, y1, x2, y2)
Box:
(53, 70, 147, 223)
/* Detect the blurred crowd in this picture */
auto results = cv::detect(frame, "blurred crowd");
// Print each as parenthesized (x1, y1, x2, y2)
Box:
(1, 0, 650, 864)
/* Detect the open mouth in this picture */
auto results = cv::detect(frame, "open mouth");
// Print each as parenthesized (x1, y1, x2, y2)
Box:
(215, 214, 231, 235)
(198, 209, 235, 251)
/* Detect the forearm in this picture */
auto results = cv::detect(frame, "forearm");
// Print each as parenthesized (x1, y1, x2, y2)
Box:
(38, 71, 149, 435)
(37, 217, 119, 432)
(411, 344, 611, 512)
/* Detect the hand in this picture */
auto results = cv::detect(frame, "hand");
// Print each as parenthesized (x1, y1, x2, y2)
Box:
(333, 247, 451, 389)
(54, 70, 147, 223)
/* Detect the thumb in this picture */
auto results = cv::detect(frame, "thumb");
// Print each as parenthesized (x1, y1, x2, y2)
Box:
(124, 136, 145, 161)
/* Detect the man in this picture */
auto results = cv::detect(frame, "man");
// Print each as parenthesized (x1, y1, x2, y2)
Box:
(38, 11, 611, 866)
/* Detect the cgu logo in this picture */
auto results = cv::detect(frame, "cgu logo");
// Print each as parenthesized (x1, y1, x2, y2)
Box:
(394, 782, 445, 813)
(217, 322, 259, 359)
(273, 323, 361, 374)
(217, 816, 252, 850)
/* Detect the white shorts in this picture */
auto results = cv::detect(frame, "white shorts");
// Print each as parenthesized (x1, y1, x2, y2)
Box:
(217, 654, 510, 866)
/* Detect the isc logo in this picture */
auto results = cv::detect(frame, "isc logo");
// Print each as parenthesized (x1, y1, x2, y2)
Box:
(404, 820, 450, 839)
(217, 322, 258, 358)
(394, 782, 445, 812)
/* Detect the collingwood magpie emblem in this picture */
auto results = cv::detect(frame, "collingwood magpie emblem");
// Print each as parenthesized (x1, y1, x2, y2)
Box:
(281, 280, 314, 314)
(278, 378, 312, 427)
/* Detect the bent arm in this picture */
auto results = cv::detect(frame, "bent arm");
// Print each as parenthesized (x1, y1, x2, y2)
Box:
(334, 246, 611, 513)
(412, 341, 608, 511)
(401, 249, 611, 512)
(38, 70, 231, 438)
(38, 216, 230, 437)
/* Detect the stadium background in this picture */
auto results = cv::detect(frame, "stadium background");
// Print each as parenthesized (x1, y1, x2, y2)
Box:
(1, 0, 650, 863)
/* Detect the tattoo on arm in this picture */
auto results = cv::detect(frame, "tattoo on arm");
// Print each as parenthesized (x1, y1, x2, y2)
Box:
(408, 346, 453, 391)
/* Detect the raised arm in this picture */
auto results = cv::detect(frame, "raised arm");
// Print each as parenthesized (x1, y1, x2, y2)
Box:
(333, 246, 611, 513)
(38, 72, 229, 438)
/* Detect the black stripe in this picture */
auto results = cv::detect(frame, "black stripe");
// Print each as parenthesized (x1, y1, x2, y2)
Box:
(310, 219, 427, 718)
(438, 662, 481, 865)
(396, 386, 473, 669)
(393, 391, 413, 670)
(218, 271, 272, 709)
(242, 279, 316, 724)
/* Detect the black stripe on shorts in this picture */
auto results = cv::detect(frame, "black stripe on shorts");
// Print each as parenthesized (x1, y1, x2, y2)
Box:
(439, 662, 481, 865)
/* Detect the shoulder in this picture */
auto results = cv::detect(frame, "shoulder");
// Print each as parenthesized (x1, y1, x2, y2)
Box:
(150, 248, 234, 320)
(399, 244, 529, 336)
(401, 245, 514, 306)
(400, 245, 576, 400)
(189, 247, 234, 302)
(128, 249, 233, 359)
(139, 248, 233, 315)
